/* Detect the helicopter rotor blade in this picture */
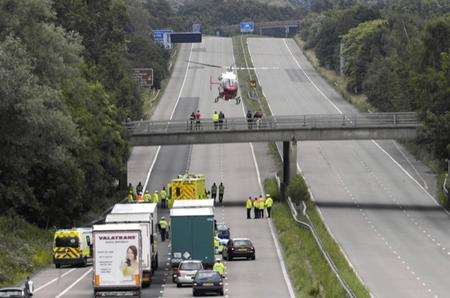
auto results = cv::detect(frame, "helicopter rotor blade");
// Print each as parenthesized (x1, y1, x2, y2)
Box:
(231, 66, 279, 70)
(187, 60, 223, 69)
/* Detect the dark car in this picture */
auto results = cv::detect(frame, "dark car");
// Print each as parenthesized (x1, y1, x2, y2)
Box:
(0, 287, 25, 298)
(192, 270, 223, 296)
(222, 238, 255, 261)
(216, 224, 230, 240)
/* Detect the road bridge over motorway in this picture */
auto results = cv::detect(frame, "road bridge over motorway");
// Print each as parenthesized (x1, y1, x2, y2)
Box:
(126, 112, 419, 199)
(220, 20, 300, 37)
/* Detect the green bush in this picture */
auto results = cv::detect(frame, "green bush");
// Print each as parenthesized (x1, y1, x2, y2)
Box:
(264, 178, 280, 201)
(0, 215, 52, 287)
(287, 174, 310, 205)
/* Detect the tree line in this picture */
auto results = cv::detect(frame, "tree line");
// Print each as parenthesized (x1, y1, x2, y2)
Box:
(299, 0, 449, 165)
(0, 0, 182, 227)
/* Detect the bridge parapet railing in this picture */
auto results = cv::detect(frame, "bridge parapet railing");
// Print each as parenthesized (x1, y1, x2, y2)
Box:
(124, 112, 419, 135)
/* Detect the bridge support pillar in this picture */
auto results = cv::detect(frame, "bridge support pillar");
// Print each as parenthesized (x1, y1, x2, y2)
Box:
(281, 139, 298, 200)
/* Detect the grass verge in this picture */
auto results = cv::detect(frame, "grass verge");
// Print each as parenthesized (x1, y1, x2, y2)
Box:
(0, 215, 53, 287)
(234, 33, 370, 296)
(293, 37, 374, 113)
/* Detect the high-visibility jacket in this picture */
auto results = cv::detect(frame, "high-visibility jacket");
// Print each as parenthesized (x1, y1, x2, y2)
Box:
(253, 200, 258, 208)
(152, 192, 159, 203)
(246, 199, 253, 209)
(160, 190, 167, 201)
(159, 219, 168, 230)
(212, 113, 219, 122)
(265, 197, 273, 208)
(258, 199, 265, 210)
(127, 194, 134, 203)
(213, 262, 225, 276)
(143, 193, 151, 202)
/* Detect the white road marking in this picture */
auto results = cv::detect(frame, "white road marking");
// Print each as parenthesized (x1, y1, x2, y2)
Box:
(34, 268, 78, 293)
(143, 43, 194, 191)
(232, 44, 295, 298)
(283, 38, 447, 216)
(55, 268, 92, 298)
(282, 38, 342, 114)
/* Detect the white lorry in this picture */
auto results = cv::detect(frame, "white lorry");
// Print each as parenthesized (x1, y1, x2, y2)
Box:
(93, 223, 143, 297)
(172, 199, 214, 209)
(106, 203, 158, 286)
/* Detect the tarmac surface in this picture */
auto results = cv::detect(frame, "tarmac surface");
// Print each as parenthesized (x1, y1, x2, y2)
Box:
(248, 37, 450, 298)
(32, 37, 293, 298)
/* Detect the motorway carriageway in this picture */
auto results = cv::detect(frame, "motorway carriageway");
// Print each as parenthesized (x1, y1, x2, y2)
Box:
(32, 37, 294, 298)
(248, 37, 450, 298)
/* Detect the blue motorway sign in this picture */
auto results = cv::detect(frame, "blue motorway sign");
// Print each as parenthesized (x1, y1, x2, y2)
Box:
(192, 23, 201, 33)
(240, 22, 254, 33)
(152, 29, 172, 45)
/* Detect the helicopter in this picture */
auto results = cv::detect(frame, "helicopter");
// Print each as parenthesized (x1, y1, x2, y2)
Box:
(188, 60, 277, 104)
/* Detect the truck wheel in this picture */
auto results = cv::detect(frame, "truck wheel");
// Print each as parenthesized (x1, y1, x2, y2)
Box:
(55, 263, 61, 269)
(155, 253, 159, 270)
(193, 290, 198, 296)
(177, 283, 181, 288)
(251, 254, 255, 260)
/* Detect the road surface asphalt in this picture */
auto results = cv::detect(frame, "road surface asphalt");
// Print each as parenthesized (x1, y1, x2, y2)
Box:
(248, 37, 449, 298)
(33, 37, 293, 298)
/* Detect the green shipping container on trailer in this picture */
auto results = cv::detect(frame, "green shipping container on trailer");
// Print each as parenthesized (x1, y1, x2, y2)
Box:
(170, 207, 215, 268)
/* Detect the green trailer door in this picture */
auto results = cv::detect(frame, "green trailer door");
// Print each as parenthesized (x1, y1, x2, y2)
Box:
(192, 215, 214, 266)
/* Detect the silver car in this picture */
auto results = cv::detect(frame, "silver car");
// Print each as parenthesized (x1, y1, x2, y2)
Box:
(175, 260, 203, 287)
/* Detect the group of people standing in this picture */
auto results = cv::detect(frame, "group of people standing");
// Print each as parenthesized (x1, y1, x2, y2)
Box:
(245, 195, 273, 219)
(127, 182, 168, 208)
(189, 110, 227, 130)
(246, 110, 264, 129)
(210, 182, 225, 204)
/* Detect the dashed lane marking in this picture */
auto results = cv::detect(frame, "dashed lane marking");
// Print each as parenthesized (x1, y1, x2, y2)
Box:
(55, 268, 93, 298)
(34, 268, 78, 293)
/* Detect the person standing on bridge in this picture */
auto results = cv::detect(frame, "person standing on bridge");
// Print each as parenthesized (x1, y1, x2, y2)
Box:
(246, 196, 253, 219)
(195, 110, 201, 130)
(218, 183, 225, 204)
(212, 111, 219, 129)
(160, 186, 167, 208)
(254, 111, 263, 129)
(189, 112, 195, 130)
(219, 111, 225, 129)
(246, 110, 253, 129)
(211, 182, 217, 204)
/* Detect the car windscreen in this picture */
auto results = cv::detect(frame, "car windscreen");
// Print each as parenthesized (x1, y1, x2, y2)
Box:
(233, 240, 251, 247)
(54, 236, 79, 248)
(180, 262, 202, 270)
(0, 290, 23, 297)
(195, 272, 221, 282)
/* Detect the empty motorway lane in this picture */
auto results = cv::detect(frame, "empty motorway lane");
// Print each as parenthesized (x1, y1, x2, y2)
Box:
(248, 37, 450, 298)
